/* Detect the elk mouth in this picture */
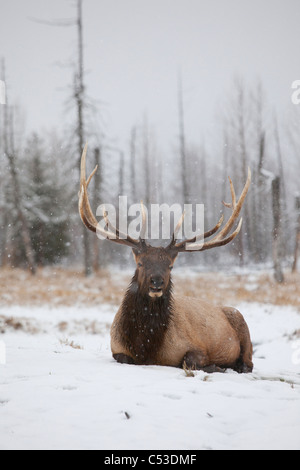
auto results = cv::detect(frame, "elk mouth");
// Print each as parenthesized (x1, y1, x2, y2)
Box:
(149, 287, 163, 298)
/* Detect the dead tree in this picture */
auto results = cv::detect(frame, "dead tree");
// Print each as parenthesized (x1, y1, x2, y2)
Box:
(252, 81, 266, 262)
(143, 115, 151, 207)
(178, 71, 189, 204)
(74, 0, 93, 276)
(6, 151, 37, 274)
(253, 131, 266, 262)
(1, 64, 36, 274)
(236, 78, 252, 262)
(130, 126, 137, 204)
(30, 0, 93, 276)
(272, 176, 284, 283)
(292, 195, 300, 273)
(119, 151, 125, 196)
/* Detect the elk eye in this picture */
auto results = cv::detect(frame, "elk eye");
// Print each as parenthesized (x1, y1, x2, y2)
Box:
(169, 266, 173, 271)
(138, 263, 143, 268)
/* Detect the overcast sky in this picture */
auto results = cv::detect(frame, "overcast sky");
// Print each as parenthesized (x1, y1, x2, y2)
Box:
(0, 0, 299, 150)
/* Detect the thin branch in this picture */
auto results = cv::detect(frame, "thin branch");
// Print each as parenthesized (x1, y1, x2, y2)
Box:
(28, 16, 76, 27)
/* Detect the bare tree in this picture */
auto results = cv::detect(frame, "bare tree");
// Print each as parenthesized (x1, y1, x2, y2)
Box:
(1, 62, 36, 274)
(273, 113, 287, 211)
(119, 151, 125, 196)
(74, 0, 93, 276)
(272, 176, 284, 283)
(30, 0, 94, 276)
(292, 195, 300, 273)
(178, 71, 189, 204)
(143, 114, 151, 207)
(251, 80, 265, 262)
(129, 126, 137, 204)
(235, 78, 253, 261)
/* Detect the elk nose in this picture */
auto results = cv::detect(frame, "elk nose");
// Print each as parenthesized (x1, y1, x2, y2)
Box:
(151, 276, 164, 288)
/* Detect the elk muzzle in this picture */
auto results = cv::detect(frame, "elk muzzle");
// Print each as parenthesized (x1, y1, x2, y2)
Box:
(149, 275, 165, 298)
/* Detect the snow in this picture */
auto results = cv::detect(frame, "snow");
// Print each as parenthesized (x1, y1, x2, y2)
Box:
(0, 302, 299, 450)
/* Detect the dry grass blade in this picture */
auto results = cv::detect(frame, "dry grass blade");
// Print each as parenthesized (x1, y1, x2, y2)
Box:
(183, 360, 195, 377)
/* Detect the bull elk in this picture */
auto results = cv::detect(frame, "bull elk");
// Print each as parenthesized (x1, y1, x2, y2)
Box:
(79, 144, 253, 373)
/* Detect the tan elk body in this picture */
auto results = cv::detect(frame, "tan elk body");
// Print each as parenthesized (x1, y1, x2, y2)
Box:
(79, 144, 253, 373)
(111, 295, 253, 371)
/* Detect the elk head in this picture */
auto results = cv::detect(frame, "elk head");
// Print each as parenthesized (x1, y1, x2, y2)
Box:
(132, 245, 178, 299)
(79, 143, 251, 300)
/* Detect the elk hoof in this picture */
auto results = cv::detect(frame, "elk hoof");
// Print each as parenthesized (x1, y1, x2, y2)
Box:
(113, 353, 135, 365)
(234, 362, 253, 374)
(202, 365, 226, 374)
(182, 350, 209, 370)
(182, 351, 227, 373)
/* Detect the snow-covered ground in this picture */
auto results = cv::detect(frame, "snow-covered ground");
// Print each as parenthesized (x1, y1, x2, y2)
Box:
(0, 302, 299, 450)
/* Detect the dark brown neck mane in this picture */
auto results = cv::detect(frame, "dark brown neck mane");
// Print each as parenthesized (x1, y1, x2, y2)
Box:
(118, 271, 174, 365)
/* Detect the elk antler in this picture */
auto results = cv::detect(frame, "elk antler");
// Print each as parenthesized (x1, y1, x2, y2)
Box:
(79, 143, 146, 249)
(169, 168, 251, 252)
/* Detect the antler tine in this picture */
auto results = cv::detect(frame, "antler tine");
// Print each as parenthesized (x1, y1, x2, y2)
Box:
(102, 207, 142, 248)
(197, 218, 243, 252)
(213, 167, 251, 242)
(79, 143, 141, 249)
(79, 143, 99, 232)
(168, 211, 185, 248)
(86, 165, 98, 188)
(170, 214, 224, 251)
(222, 176, 236, 209)
(173, 168, 251, 253)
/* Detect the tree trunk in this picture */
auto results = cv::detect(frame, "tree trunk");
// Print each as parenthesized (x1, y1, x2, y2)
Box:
(236, 81, 251, 261)
(7, 153, 37, 275)
(119, 151, 125, 196)
(143, 115, 151, 207)
(75, 0, 91, 276)
(255, 132, 265, 262)
(130, 126, 137, 204)
(2, 60, 36, 274)
(273, 114, 288, 260)
(292, 196, 300, 273)
(178, 71, 189, 204)
(272, 177, 284, 283)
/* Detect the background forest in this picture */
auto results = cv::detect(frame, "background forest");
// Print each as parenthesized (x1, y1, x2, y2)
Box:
(1, 72, 299, 279)
(0, 1, 300, 281)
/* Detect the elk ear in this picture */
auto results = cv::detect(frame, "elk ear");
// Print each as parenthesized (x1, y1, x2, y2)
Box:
(132, 248, 142, 264)
(168, 248, 179, 264)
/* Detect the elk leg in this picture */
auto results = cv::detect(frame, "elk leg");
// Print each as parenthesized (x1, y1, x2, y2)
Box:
(182, 350, 207, 369)
(222, 307, 253, 374)
(182, 350, 226, 373)
(113, 353, 136, 365)
(231, 350, 253, 374)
